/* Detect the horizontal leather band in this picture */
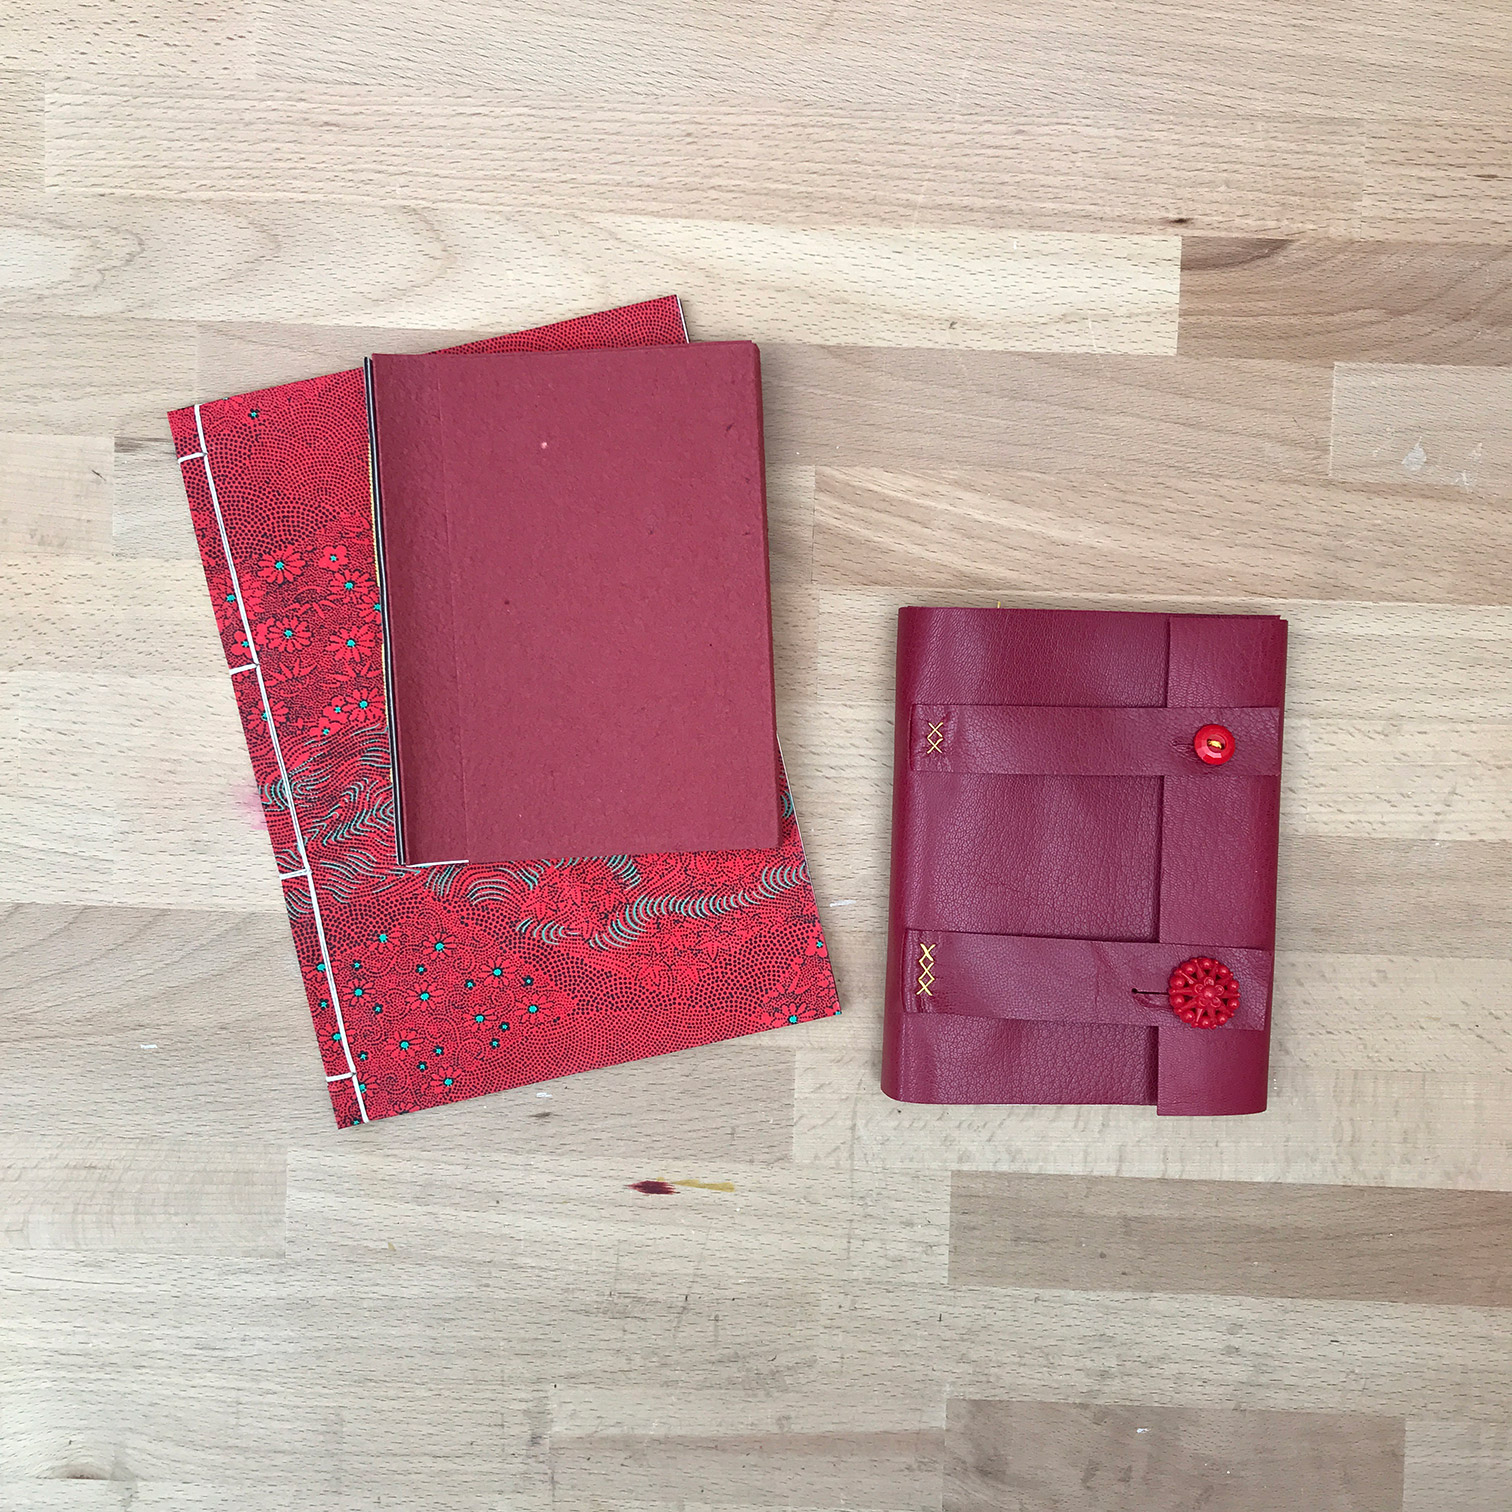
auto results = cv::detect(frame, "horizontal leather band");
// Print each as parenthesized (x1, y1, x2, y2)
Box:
(904, 929, 1272, 1032)
(884, 1012, 1270, 1116)
(912, 703, 1282, 776)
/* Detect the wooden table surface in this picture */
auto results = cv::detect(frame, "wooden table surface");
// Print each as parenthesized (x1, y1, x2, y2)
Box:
(4, 5, 1512, 1508)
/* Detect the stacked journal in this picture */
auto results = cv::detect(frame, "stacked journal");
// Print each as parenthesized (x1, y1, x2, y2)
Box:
(171, 298, 839, 1128)
(368, 340, 781, 865)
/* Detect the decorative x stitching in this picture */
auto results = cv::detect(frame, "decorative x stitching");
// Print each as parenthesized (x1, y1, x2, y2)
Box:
(917, 942, 936, 997)
(925, 721, 945, 755)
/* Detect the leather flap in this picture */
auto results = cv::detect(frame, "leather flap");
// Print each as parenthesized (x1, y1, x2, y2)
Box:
(912, 704, 1281, 776)
(884, 1013, 1158, 1106)
(1157, 1024, 1270, 1115)
(883, 1011, 1268, 1115)
(905, 929, 1271, 1031)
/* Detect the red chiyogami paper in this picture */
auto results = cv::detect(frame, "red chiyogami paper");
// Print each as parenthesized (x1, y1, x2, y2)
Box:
(170, 298, 838, 1126)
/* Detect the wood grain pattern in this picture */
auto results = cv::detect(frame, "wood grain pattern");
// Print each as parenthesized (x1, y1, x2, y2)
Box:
(0, 3, 253, 74)
(792, 926, 1512, 1077)
(0, 317, 196, 437)
(950, 1173, 1512, 1305)
(766, 349, 1333, 474)
(1, 195, 1180, 351)
(0, 670, 282, 910)
(112, 437, 201, 559)
(0, 433, 112, 557)
(44, 86, 1371, 236)
(1277, 836, 1512, 955)
(1270, 953, 1512, 1073)
(1180, 239, 1512, 364)
(0, 902, 801, 1158)
(195, 319, 476, 399)
(1405, 1420, 1512, 1512)
(1281, 719, 1512, 841)
(797, 1048, 1512, 1189)
(945, 1399, 1404, 1512)
(809, 592, 1512, 718)
(5, 5, 1511, 1501)
(0, 73, 41, 193)
(2, 1140, 284, 1254)
(813, 467, 1512, 600)
(0, 1358, 546, 1493)
(549, 1427, 945, 1505)
(0, 554, 230, 676)
(252, 0, 1512, 123)
(1330, 363, 1512, 494)
(286, 1151, 949, 1285)
(764, 465, 814, 585)
(942, 1288, 1512, 1419)
(1363, 123, 1512, 243)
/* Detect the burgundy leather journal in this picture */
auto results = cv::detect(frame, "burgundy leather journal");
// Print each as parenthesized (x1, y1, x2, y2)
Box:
(369, 341, 781, 866)
(882, 607, 1288, 1116)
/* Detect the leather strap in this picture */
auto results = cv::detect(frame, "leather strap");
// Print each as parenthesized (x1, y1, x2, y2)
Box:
(898, 929, 1272, 1117)
(903, 929, 1271, 1031)
(912, 703, 1282, 776)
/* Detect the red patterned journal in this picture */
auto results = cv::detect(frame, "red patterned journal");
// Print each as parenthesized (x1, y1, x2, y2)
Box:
(883, 606, 1287, 1116)
(369, 341, 781, 865)
(170, 298, 838, 1127)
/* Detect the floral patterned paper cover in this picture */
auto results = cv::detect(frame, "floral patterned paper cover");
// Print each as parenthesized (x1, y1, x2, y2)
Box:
(169, 297, 839, 1126)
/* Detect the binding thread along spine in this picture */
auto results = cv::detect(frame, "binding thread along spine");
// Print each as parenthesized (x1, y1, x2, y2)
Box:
(917, 942, 936, 997)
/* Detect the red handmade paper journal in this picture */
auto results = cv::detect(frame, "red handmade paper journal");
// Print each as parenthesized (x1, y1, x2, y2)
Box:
(883, 606, 1287, 1116)
(169, 298, 838, 1127)
(369, 342, 781, 865)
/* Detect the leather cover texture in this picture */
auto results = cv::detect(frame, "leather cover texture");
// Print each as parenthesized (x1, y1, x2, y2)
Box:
(882, 606, 1288, 1116)
(370, 340, 780, 866)
(168, 298, 839, 1128)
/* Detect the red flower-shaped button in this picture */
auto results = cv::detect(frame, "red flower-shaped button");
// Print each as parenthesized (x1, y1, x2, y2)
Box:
(1167, 956, 1239, 1029)
(1194, 723, 1235, 765)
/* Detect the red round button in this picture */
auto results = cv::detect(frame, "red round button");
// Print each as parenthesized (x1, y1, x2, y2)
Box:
(1168, 957, 1239, 1029)
(1194, 723, 1235, 765)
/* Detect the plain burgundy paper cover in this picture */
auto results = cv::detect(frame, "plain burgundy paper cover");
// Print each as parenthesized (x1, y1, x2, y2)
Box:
(371, 341, 781, 865)
(882, 606, 1287, 1116)
(167, 298, 839, 1127)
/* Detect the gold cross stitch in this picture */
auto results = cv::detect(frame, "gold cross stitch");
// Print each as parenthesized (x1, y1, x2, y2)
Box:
(917, 942, 936, 997)
(925, 721, 944, 755)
